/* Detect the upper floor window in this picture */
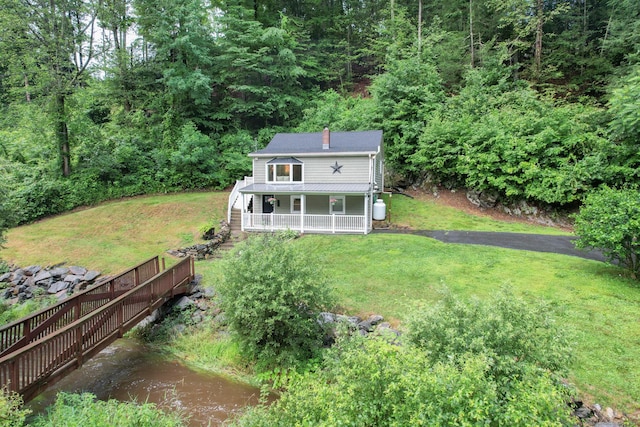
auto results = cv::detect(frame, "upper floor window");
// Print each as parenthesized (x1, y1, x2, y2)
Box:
(267, 158, 303, 183)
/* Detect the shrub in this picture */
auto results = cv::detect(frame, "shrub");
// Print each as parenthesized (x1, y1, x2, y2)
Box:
(405, 287, 573, 388)
(217, 233, 335, 368)
(230, 334, 574, 426)
(31, 392, 185, 427)
(0, 386, 30, 427)
(574, 186, 640, 279)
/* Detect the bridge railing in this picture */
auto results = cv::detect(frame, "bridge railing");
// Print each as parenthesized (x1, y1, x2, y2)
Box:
(0, 256, 194, 402)
(0, 257, 160, 358)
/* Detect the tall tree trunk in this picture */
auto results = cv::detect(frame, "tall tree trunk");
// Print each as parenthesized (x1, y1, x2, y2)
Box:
(469, 0, 474, 68)
(418, 0, 422, 55)
(24, 74, 31, 102)
(55, 94, 71, 177)
(534, 0, 543, 78)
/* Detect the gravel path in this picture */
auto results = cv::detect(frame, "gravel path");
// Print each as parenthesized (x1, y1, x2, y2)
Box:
(372, 229, 606, 262)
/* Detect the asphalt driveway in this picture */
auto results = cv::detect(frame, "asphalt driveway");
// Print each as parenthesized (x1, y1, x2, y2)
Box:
(373, 229, 606, 262)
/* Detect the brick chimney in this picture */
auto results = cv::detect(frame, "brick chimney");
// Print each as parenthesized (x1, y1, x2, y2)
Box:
(322, 127, 330, 150)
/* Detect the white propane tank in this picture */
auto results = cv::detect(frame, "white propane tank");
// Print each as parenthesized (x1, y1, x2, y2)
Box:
(373, 198, 386, 220)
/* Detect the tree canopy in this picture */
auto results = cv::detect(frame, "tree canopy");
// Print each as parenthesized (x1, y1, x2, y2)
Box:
(0, 0, 639, 224)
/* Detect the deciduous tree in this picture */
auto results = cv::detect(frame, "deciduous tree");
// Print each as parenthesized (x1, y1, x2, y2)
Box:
(574, 186, 640, 279)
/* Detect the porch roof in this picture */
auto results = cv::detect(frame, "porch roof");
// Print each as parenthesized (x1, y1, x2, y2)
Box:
(239, 183, 371, 195)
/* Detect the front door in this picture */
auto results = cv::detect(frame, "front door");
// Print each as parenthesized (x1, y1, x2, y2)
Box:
(262, 195, 274, 213)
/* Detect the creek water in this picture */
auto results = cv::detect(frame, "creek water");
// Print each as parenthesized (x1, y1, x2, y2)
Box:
(26, 338, 264, 426)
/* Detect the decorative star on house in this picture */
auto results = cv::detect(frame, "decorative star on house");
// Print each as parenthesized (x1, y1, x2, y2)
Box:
(331, 161, 343, 174)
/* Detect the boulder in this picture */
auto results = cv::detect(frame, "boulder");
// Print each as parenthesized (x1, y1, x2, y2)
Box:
(69, 266, 87, 276)
(466, 189, 499, 209)
(34, 270, 52, 283)
(49, 267, 69, 277)
(48, 281, 69, 294)
(174, 296, 195, 311)
(24, 265, 41, 276)
(83, 270, 100, 281)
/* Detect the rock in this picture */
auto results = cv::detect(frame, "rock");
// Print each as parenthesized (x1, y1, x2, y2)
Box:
(33, 270, 52, 283)
(466, 189, 499, 209)
(574, 406, 593, 419)
(24, 265, 41, 276)
(48, 281, 69, 294)
(594, 423, 621, 427)
(68, 266, 87, 276)
(49, 267, 69, 277)
(318, 312, 337, 325)
(56, 290, 68, 300)
(64, 274, 82, 283)
(0, 272, 11, 282)
(357, 320, 374, 332)
(83, 270, 100, 281)
(336, 315, 361, 326)
(174, 296, 194, 311)
(3, 288, 13, 299)
(605, 407, 615, 420)
(367, 314, 384, 325)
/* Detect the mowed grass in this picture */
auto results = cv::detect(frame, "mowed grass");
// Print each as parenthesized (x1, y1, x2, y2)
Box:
(2, 191, 639, 417)
(289, 234, 640, 414)
(386, 192, 571, 234)
(1, 192, 227, 274)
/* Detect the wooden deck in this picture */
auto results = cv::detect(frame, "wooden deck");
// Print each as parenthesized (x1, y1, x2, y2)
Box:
(0, 256, 194, 402)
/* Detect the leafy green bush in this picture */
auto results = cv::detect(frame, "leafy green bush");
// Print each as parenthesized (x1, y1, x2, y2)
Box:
(0, 297, 57, 326)
(574, 186, 640, 279)
(230, 334, 574, 427)
(411, 64, 611, 205)
(217, 233, 335, 368)
(0, 386, 30, 427)
(405, 287, 573, 389)
(31, 392, 185, 427)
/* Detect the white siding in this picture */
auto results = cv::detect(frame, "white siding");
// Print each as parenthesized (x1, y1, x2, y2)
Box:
(253, 155, 371, 184)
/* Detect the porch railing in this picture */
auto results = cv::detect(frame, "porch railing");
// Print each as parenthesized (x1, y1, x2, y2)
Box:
(242, 213, 367, 234)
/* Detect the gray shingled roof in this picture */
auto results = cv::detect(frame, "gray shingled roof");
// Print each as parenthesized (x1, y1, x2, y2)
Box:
(239, 183, 372, 194)
(251, 130, 383, 156)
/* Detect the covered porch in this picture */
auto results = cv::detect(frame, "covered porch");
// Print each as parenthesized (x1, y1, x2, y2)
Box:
(237, 183, 374, 234)
(241, 212, 368, 234)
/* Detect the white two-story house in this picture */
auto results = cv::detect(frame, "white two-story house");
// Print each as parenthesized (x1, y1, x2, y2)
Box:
(228, 128, 384, 234)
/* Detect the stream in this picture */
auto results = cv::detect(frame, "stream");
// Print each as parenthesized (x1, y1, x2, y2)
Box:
(26, 338, 265, 426)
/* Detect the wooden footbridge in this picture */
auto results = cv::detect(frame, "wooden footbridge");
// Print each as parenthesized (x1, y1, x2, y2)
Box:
(0, 256, 194, 402)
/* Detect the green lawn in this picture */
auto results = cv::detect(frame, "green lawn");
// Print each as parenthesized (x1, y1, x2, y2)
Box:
(2, 192, 227, 274)
(2, 191, 638, 417)
(291, 234, 639, 413)
(384, 192, 571, 234)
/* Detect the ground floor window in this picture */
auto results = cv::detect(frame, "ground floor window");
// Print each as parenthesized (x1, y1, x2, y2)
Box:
(329, 195, 345, 214)
(291, 196, 302, 213)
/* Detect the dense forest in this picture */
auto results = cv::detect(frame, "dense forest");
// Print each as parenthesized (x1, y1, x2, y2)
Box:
(0, 0, 639, 227)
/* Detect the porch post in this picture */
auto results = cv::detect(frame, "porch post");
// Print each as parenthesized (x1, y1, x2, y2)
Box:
(240, 193, 245, 232)
(364, 193, 369, 234)
(300, 194, 305, 233)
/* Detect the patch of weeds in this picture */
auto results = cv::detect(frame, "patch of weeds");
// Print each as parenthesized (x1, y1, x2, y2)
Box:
(0, 260, 9, 274)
